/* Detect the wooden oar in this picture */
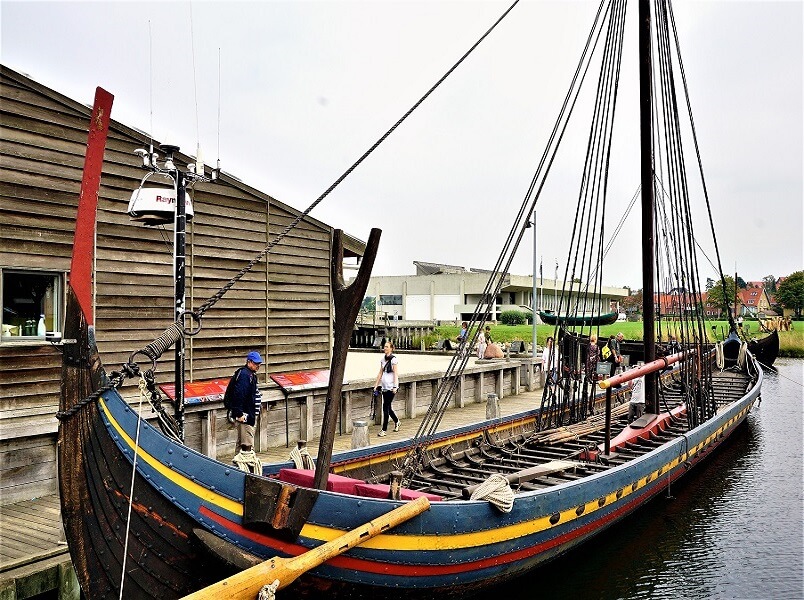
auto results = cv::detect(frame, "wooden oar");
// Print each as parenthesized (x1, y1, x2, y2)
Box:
(181, 496, 430, 600)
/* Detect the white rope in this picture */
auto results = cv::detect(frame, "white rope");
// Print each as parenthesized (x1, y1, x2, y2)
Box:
(289, 445, 315, 470)
(469, 473, 515, 513)
(715, 341, 724, 371)
(119, 376, 147, 599)
(737, 342, 748, 369)
(257, 579, 280, 600)
(233, 449, 263, 474)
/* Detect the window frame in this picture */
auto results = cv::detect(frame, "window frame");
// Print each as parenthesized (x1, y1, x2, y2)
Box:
(1, 268, 66, 344)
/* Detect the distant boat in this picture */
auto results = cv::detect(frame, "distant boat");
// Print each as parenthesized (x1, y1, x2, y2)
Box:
(538, 309, 618, 327)
(748, 329, 779, 367)
(58, 1, 766, 598)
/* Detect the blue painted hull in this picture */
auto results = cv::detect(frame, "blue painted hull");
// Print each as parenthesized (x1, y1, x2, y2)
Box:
(91, 357, 761, 597)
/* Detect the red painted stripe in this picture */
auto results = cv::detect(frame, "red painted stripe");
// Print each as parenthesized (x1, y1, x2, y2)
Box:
(69, 87, 114, 325)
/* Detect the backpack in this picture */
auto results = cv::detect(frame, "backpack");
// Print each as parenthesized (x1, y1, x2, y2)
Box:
(601, 344, 612, 360)
(223, 367, 245, 415)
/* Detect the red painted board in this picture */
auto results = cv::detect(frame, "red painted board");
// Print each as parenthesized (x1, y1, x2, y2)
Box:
(270, 370, 331, 392)
(69, 87, 114, 325)
(159, 378, 230, 405)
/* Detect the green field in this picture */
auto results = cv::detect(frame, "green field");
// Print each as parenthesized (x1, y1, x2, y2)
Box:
(434, 320, 804, 357)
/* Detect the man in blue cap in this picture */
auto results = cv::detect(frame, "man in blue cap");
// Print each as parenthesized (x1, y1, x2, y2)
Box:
(229, 351, 263, 472)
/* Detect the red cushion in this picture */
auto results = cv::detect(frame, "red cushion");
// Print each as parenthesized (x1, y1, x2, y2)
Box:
(278, 468, 360, 495)
(354, 482, 442, 502)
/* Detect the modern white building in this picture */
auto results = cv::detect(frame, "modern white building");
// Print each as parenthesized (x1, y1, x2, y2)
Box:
(366, 261, 630, 323)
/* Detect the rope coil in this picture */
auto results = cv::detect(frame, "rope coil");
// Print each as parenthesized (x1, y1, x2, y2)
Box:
(290, 445, 315, 470)
(469, 473, 515, 513)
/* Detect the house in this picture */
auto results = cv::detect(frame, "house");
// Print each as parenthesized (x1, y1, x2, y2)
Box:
(0, 65, 365, 503)
(737, 287, 774, 317)
(366, 261, 629, 322)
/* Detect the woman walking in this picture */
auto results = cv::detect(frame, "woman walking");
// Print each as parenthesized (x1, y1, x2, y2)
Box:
(374, 341, 400, 437)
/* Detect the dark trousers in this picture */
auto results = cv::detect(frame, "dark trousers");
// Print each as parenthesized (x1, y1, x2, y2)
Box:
(381, 390, 398, 431)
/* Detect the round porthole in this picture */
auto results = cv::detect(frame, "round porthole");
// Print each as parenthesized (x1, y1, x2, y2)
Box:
(575, 505, 585, 516)
(616, 488, 623, 499)
(631, 482, 638, 492)
(598, 497, 606, 507)
(549, 512, 561, 525)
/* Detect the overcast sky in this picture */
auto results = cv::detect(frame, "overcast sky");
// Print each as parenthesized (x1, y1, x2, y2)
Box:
(3, 0, 802, 290)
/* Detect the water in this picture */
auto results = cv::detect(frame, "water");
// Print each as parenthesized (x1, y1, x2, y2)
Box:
(492, 358, 804, 600)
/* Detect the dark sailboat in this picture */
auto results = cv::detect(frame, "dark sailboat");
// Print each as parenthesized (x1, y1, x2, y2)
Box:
(58, 1, 764, 598)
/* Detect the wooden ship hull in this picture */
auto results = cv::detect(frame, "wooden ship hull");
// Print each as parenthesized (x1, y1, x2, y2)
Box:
(60, 291, 762, 598)
(747, 329, 779, 367)
(57, 2, 766, 596)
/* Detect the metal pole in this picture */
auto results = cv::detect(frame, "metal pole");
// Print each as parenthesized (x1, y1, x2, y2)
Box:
(174, 163, 187, 441)
(532, 209, 538, 357)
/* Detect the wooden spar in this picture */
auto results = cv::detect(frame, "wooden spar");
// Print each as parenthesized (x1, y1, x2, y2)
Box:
(638, 0, 657, 414)
(179, 496, 430, 600)
(598, 351, 686, 389)
(314, 228, 381, 490)
(69, 87, 114, 325)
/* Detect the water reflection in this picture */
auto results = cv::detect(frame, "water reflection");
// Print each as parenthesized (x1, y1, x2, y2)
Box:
(489, 359, 803, 600)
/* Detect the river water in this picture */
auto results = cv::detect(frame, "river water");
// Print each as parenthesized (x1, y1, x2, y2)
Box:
(493, 358, 804, 600)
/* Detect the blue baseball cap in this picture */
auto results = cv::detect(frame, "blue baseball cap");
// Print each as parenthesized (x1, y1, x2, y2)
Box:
(246, 351, 263, 364)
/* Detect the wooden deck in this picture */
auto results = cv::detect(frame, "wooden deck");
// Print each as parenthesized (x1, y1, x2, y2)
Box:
(0, 495, 77, 599)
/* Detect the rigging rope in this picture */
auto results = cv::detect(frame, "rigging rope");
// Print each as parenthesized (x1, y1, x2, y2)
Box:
(402, 0, 614, 483)
(110, 0, 527, 401)
(118, 375, 148, 600)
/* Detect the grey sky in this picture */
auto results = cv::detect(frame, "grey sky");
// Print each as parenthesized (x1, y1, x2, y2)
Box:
(2, 1, 802, 290)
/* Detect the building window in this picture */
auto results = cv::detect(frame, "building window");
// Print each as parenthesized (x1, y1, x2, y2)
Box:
(379, 295, 402, 306)
(2, 270, 63, 340)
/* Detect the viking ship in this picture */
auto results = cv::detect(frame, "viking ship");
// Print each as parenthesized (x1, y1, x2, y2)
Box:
(59, 1, 763, 598)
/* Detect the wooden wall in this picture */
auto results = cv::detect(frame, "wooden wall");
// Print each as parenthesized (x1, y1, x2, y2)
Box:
(0, 66, 337, 504)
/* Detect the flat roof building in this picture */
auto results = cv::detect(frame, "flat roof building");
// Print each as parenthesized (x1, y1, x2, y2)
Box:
(367, 261, 629, 323)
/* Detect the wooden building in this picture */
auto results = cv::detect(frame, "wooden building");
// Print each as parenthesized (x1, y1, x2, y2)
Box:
(0, 65, 365, 504)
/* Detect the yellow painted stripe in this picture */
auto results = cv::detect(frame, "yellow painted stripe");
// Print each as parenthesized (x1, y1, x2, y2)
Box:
(99, 397, 244, 516)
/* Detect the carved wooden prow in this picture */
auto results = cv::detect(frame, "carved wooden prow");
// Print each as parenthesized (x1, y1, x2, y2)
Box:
(313, 228, 381, 490)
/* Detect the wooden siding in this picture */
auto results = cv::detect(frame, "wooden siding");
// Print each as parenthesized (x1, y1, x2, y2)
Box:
(0, 66, 342, 503)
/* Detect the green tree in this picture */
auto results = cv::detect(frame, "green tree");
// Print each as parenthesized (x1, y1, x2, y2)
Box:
(500, 310, 527, 325)
(705, 277, 715, 290)
(361, 296, 376, 312)
(706, 276, 736, 314)
(762, 274, 777, 292)
(736, 276, 747, 289)
(622, 288, 643, 315)
(776, 271, 804, 317)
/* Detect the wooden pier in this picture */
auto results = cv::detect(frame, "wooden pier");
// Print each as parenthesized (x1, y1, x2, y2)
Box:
(0, 496, 77, 599)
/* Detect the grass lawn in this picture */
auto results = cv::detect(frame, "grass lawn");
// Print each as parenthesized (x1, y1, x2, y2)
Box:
(434, 320, 804, 357)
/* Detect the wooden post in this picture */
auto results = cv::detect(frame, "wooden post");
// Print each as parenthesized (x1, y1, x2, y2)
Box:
(407, 381, 417, 418)
(200, 409, 217, 460)
(342, 390, 353, 434)
(496, 368, 504, 400)
(454, 374, 465, 408)
(476, 371, 484, 403)
(299, 395, 313, 443)
(314, 229, 381, 490)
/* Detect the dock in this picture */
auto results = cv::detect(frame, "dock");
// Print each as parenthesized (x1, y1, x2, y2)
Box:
(0, 352, 543, 599)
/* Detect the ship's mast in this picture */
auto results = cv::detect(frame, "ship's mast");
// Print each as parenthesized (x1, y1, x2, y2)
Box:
(638, 0, 658, 414)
